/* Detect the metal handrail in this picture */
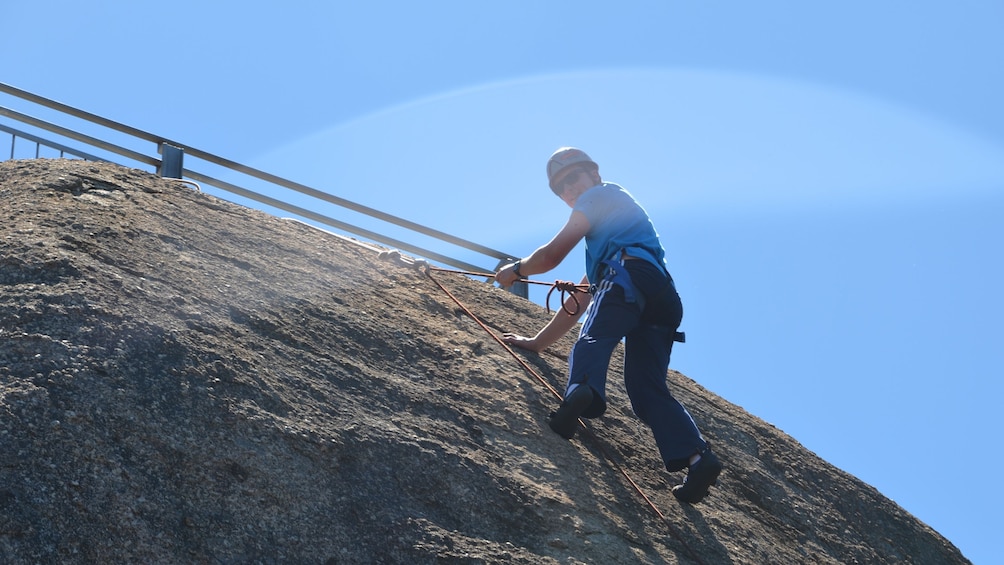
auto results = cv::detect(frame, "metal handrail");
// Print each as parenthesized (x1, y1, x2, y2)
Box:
(0, 81, 518, 280)
(181, 167, 494, 274)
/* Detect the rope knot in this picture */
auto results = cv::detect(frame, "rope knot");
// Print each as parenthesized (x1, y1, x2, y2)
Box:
(547, 280, 589, 316)
(411, 258, 430, 274)
(378, 249, 430, 273)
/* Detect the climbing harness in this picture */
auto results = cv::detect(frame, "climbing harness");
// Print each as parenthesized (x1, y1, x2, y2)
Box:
(377, 249, 708, 565)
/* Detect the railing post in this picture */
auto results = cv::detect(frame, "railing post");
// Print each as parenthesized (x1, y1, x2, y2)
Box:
(158, 143, 184, 178)
(512, 279, 529, 298)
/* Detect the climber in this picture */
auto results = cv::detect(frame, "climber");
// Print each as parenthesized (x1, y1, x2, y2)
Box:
(495, 147, 722, 504)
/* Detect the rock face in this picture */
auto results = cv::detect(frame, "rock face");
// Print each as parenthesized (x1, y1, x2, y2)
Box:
(0, 159, 970, 564)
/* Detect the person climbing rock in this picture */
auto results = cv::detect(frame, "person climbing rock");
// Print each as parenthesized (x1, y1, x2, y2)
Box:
(495, 147, 722, 504)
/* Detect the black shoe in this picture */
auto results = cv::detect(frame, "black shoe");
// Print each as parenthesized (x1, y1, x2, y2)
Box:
(672, 447, 722, 504)
(548, 386, 594, 440)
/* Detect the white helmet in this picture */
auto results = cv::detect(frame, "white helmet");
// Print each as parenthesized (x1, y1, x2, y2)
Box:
(546, 147, 598, 191)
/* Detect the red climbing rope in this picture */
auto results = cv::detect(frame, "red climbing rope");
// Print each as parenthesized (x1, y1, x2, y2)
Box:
(378, 252, 706, 565)
(423, 266, 565, 402)
(418, 262, 590, 316)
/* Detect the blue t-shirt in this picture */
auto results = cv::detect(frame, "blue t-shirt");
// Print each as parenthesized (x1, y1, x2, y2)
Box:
(574, 182, 668, 285)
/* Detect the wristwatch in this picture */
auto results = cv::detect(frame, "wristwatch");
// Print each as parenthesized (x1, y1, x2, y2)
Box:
(512, 259, 524, 279)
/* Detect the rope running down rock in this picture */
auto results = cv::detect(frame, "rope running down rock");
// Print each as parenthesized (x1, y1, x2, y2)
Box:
(378, 249, 707, 565)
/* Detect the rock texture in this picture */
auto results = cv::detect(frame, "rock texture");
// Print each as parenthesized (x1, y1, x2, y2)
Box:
(0, 159, 970, 564)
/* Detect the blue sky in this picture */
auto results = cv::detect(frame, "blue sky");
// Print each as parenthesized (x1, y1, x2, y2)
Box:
(4, 2, 1002, 562)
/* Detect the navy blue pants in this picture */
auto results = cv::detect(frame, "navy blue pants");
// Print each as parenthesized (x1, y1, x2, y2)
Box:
(566, 259, 706, 472)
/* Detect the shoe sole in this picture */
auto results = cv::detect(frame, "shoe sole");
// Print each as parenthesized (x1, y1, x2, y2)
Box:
(672, 455, 722, 504)
(548, 387, 593, 439)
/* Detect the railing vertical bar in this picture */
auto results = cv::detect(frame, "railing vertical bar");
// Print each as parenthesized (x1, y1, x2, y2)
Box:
(0, 106, 159, 167)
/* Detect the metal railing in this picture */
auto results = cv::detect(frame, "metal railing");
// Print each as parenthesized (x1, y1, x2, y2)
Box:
(0, 82, 526, 296)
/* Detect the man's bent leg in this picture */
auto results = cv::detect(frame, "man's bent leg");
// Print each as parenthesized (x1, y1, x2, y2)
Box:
(624, 327, 706, 471)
